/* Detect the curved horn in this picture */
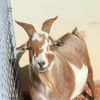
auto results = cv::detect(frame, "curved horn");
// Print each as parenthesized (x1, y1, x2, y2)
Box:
(15, 20, 36, 37)
(42, 16, 58, 33)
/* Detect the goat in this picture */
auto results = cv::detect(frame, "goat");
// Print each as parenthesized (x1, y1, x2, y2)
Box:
(16, 17, 96, 100)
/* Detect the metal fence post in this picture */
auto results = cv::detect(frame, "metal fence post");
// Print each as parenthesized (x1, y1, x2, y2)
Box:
(0, 0, 23, 100)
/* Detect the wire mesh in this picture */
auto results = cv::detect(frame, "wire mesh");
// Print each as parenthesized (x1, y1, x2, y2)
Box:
(0, 0, 23, 100)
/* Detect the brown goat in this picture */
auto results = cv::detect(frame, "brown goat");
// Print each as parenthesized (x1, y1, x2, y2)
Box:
(16, 17, 96, 100)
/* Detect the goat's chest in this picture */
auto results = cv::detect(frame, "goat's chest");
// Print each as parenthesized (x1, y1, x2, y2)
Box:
(31, 86, 64, 100)
(30, 86, 51, 100)
(69, 62, 88, 99)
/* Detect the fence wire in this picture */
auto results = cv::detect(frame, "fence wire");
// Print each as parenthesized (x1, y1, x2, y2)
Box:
(0, 0, 23, 100)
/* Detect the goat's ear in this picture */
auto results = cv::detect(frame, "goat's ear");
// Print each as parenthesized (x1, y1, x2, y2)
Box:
(15, 21, 36, 37)
(42, 16, 58, 33)
(53, 40, 64, 47)
(16, 43, 27, 54)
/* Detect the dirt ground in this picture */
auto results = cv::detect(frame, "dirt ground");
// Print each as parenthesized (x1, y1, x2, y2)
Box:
(77, 82, 100, 100)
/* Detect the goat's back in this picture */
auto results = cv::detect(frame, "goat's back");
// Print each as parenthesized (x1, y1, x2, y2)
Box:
(56, 33, 89, 68)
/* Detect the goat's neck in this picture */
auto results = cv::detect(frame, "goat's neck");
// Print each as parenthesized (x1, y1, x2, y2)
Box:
(37, 52, 65, 92)
(29, 52, 64, 94)
(29, 66, 42, 90)
(30, 66, 52, 97)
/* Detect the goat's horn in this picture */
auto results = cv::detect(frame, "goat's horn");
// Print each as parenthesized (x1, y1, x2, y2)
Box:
(15, 20, 36, 37)
(42, 16, 58, 33)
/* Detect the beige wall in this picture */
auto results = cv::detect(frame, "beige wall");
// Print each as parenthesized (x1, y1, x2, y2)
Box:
(11, 0, 100, 80)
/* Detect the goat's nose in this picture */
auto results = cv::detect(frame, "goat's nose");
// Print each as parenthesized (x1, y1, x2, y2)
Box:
(38, 62, 45, 67)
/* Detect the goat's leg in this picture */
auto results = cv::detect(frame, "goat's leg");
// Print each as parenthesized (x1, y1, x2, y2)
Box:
(87, 66, 97, 100)
(82, 90, 92, 100)
(87, 79, 97, 100)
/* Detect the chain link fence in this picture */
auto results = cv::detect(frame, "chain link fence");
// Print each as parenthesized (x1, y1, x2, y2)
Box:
(0, 0, 24, 100)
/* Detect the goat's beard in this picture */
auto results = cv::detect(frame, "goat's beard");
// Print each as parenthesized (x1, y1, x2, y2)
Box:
(29, 64, 57, 92)
(38, 70, 57, 92)
(30, 58, 59, 92)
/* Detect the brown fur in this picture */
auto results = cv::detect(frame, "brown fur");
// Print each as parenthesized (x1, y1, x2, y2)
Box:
(15, 21, 36, 37)
(56, 32, 96, 100)
(56, 33, 86, 68)
(18, 32, 96, 100)
(42, 16, 58, 33)
(16, 17, 96, 100)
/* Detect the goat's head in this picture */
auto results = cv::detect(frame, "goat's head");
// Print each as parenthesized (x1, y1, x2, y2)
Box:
(16, 16, 63, 72)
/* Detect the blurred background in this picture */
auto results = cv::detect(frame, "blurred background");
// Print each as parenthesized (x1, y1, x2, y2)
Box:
(11, 0, 100, 80)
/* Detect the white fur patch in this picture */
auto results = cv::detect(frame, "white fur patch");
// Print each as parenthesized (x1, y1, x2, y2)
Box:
(32, 31, 54, 71)
(36, 31, 49, 38)
(32, 50, 49, 71)
(37, 85, 50, 100)
(32, 31, 49, 41)
(32, 31, 54, 55)
(40, 31, 49, 38)
(69, 63, 88, 100)
(36, 51, 49, 69)
(32, 56, 40, 69)
(32, 33, 42, 41)
(35, 39, 54, 70)
(40, 39, 54, 55)
(38, 93, 48, 100)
